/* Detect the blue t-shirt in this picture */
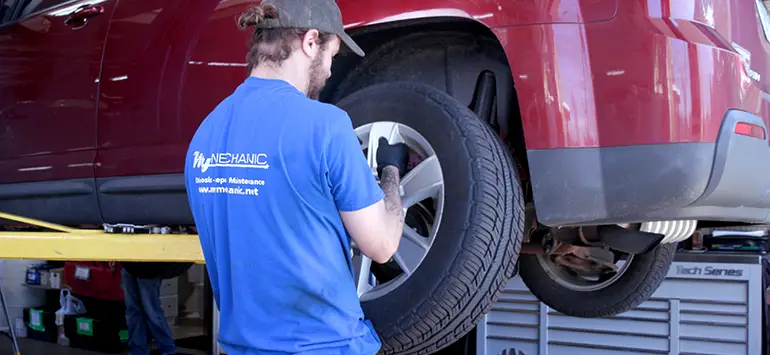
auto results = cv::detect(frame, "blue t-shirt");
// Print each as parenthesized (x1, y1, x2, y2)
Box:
(184, 77, 384, 355)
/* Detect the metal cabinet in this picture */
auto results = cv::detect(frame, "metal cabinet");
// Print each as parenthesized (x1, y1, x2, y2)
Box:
(477, 253, 765, 355)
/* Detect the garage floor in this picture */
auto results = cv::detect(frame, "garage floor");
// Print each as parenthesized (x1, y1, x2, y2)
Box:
(0, 319, 209, 355)
(1, 338, 105, 355)
(0, 338, 209, 355)
(0, 331, 474, 355)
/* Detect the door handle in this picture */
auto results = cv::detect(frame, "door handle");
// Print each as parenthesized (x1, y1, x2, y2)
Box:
(64, 5, 105, 29)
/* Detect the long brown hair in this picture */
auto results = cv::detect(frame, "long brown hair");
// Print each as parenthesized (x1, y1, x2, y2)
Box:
(237, 4, 334, 70)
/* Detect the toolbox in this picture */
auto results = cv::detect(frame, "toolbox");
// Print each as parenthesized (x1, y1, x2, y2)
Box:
(63, 262, 124, 301)
(705, 229, 770, 254)
(64, 313, 128, 353)
(477, 252, 765, 355)
(22, 305, 59, 343)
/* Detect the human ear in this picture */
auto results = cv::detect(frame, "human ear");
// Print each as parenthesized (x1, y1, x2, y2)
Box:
(301, 29, 321, 58)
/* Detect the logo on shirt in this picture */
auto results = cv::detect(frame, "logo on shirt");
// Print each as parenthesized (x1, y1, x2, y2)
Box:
(192, 151, 269, 173)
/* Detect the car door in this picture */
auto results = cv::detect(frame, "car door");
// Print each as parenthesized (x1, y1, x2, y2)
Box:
(94, 0, 221, 224)
(0, 0, 115, 224)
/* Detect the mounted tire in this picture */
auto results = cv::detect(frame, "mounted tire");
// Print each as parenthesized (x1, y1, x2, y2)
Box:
(518, 243, 676, 318)
(335, 81, 523, 355)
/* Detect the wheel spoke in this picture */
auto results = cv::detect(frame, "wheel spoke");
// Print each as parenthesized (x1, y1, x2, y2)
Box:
(403, 227, 429, 250)
(393, 236, 424, 276)
(401, 155, 442, 208)
(352, 252, 372, 296)
(392, 252, 412, 275)
(366, 122, 403, 172)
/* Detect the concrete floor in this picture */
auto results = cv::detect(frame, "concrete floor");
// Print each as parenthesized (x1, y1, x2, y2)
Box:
(0, 314, 208, 355)
(0, 337, 208, 355)
(0, 338, 105, 355)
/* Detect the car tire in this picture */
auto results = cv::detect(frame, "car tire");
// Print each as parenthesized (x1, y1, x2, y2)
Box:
(518, 242, 676, 318)
(336, 81, 524, 355)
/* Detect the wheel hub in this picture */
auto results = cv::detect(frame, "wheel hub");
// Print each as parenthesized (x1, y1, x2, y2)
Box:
(553, 246, 619, 273)
(351, 121, 445, 302)
(537, 248, 634, 292)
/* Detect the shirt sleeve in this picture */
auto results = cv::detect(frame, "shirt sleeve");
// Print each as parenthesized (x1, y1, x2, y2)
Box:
(323, 114, 384, 212)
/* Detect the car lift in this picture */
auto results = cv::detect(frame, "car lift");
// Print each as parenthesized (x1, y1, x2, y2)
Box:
(0, 211, 205, 263)
(0, 211, 204, 355)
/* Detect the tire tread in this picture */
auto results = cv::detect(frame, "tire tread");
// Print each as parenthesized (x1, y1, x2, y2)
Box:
(365, 82, 524, 354)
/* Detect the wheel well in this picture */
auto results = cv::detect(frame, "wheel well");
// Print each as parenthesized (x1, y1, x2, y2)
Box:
(321, 18, 530, 194)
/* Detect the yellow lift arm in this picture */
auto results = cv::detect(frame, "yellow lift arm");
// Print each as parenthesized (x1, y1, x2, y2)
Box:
(0, 212, 205, 264)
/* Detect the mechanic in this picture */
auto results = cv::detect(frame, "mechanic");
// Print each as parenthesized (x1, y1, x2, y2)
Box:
(183, 0, 408, 354)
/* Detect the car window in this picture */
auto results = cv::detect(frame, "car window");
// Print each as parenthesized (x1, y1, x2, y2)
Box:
(1, 0, 70, 25)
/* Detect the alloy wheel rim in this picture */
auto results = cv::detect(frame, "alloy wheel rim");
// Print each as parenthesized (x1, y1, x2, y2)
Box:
(351, 121, 445, 302)
(536, 252, 635, 292)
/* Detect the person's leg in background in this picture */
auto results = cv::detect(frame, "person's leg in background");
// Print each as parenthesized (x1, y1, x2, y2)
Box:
(176, 271, 193, 319)
(123, 268, 151, 355)
(136, 276, 177, 355)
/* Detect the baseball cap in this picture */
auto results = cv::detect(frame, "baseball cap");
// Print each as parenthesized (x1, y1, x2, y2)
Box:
(253, 0, 365, 57)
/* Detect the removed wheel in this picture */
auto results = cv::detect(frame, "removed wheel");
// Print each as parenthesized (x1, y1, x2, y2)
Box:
(518, 225, 682, 318)
(336, 81, 523, 355)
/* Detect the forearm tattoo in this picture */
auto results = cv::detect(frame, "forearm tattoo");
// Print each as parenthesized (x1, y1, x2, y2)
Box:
(380, 166, 405, 223)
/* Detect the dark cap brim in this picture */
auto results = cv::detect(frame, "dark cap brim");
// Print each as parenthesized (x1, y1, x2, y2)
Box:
(339, 31, 365, 57)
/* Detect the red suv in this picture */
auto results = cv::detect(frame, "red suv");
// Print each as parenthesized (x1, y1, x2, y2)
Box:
(2, 0, 768, 354)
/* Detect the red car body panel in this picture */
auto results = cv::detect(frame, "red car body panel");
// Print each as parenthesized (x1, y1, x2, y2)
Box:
(93, 0, 621, 178)
(95, 0, 205, 179)
(1, 0, 770, 226)
(91, 0, 768, 172)
(497, 0, 770, 149)
(337, 0, 618, 28)
(0, 0, 116, 184)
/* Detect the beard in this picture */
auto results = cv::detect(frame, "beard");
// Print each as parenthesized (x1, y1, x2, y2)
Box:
(306, 52, 327, 100)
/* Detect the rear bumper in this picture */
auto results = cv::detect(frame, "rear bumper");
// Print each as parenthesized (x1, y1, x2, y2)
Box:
(529, 110, 770, 226)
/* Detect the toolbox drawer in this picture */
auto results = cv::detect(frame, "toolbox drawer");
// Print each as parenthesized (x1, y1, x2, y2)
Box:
(160, 295, 178, 317)
(160, 277, 177, 297)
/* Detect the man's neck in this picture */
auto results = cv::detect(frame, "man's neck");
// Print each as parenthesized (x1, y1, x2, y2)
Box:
(250, 65, 307, 95)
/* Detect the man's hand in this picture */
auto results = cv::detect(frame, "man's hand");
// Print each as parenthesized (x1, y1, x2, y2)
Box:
(376, 137, 409, 178)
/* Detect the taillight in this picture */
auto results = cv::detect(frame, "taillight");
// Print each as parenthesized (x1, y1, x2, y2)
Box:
(734, 122, 766, 140)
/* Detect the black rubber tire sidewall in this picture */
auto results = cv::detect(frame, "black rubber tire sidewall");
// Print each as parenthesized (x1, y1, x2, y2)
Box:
(518, 243, 676, 318)
(336, 81, 523, 354)
(340, 81, 476, 321)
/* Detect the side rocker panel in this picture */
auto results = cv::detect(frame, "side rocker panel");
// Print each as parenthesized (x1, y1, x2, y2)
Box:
(0, 179, 102, 225)
(97, 174, 193, 225)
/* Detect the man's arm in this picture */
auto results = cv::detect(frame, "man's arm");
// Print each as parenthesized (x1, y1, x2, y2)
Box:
(340, 165, 405, 264)
(325, 117, 409, 264)
(380, 165, 405, 228)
